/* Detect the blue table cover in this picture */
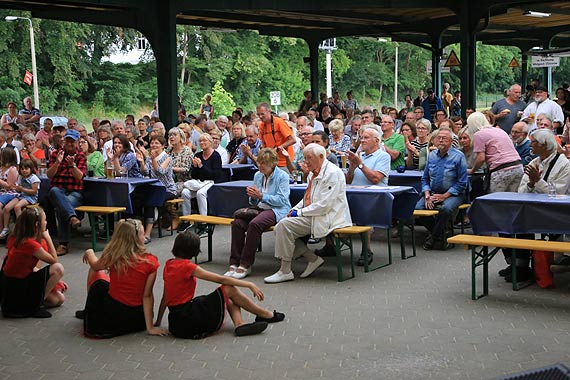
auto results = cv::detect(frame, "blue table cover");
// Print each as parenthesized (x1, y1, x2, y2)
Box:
(387, 170, 423, 193)
(39, 177, 165, 214)
(220, 164, 257, 182)
(469, 192, 570, 235)
(208, 181, 418, 229)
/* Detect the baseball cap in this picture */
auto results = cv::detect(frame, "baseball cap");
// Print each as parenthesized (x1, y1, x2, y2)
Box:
(64, 129, 80, 141)
(535, 85, 548, 92)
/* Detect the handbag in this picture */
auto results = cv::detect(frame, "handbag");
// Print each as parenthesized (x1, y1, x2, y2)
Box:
(532, 250, 555, 289)
(233, 206, 262, 221)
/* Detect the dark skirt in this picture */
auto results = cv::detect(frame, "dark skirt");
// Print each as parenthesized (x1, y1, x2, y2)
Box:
(83, 279, 146, 339)
(1, 265, 49, 318)
(168, 287, 226, 339)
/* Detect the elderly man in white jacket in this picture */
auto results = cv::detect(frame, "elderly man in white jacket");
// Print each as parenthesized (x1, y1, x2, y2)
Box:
(264, 144, 352, 283)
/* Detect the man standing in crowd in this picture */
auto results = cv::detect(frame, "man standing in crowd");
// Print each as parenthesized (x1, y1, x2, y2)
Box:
(46, 129, 87, 256)
(19, 96, 40, 128)
(380, 115, 405, 169)
(256, 102, 295, 171)
(521, 85, 564, 131)
(265, 144, 351, 283)
(416, 128, 467, 250)
(441, 83, 453, 116)
(344, 91, 359, 111)
(422, 88, 443, 122)
(491, 84, 526, 134)
(413, 89, 425, 107)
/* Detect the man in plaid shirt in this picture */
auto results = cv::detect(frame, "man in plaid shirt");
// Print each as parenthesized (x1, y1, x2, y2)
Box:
(46, 129, 87, 255)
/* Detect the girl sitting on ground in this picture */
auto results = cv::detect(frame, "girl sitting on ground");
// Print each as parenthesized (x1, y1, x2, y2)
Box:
(1, 207, 65, 318)
(1, 159, 40, 238)
(0, 147, 19, 239)
(154, 231, 285, 338)
(80, 218, 168, 338)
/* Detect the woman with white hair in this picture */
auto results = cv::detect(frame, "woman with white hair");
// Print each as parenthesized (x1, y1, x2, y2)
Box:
(328, 119, 351, 154)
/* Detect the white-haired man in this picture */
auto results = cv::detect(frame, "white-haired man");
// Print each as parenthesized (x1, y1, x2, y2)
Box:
(265, 144, 352, 283)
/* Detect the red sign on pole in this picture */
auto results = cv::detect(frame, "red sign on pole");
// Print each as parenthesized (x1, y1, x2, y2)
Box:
(23, 70, 33, 85)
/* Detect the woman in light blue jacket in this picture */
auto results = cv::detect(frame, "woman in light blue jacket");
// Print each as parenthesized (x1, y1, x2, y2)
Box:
(227, 148, 291, 279)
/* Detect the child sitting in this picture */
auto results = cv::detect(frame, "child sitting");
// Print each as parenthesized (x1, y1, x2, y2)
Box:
(0, 207, 64, 318)
(1, 159, 40, 239)
(0, 147, 19, 239)
(154, 231, 285, 338)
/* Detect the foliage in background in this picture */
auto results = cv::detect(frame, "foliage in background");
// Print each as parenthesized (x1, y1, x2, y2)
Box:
(2, 9, 570, 125)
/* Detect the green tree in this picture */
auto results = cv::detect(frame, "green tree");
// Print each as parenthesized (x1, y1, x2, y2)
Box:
(210, 81, 236, 116)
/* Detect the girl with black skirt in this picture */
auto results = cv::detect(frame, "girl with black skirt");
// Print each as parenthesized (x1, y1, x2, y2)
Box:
(1, 207, 65, 318)
(154, 231, 285, 338)
(81, 218, 168, 338)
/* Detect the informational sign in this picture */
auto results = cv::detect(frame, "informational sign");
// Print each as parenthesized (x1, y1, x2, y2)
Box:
(508, 57, 519, 68)
(444, 50, 460, 67)
(531, 56, 560, 68)
(270, 91, 281, 106)
(426, 60, 450, 73)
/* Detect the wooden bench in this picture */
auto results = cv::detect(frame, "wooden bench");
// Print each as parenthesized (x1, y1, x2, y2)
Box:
(179, 215, 234, 263)
(448, 234, 570, 300)
(456, 203, 471, 234)
(74, 206, 126, 251)
(332, 226, 374, 281)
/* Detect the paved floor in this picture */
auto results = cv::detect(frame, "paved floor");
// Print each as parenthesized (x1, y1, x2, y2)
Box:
(2, 224, 570, 380)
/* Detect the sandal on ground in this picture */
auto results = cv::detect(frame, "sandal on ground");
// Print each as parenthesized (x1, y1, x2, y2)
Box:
(56, 244, 69, 256)
(144, 236, 152, 245)
(235, 321, 268, 336)
(70, 216, 81, 229)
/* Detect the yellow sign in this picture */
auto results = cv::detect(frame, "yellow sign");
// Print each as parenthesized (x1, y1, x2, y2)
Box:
(508, 57, 519, 68)
(444, 50, 460, 67)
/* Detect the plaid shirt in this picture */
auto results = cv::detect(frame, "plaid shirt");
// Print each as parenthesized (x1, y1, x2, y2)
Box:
(48, 148, 87, 191)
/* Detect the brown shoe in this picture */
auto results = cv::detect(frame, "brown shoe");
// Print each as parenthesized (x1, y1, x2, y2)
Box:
(56, 244, 69, 256)
(166, 217, 180, 231)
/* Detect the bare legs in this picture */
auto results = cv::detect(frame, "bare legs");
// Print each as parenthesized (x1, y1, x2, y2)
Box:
(44, 263, 65, 307)
(222, 285, 273, 327)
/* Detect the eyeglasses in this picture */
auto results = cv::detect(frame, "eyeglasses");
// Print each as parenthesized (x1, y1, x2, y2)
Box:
(79, 140, 88, 144)
(417, 127, 428, 130)
(2, 129, 13, 132)
(299, 133, 312, 136)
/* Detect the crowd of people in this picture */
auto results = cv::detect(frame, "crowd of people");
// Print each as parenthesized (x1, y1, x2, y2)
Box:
(1, 80, 570, 333)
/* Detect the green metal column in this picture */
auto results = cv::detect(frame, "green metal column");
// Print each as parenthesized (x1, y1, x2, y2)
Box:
(144, 0, 178, 130)
(307, 39, 320, 104)
(459, 3, 477, 116)
(431, 34, 443, 96)
(521, 51, 528, 89)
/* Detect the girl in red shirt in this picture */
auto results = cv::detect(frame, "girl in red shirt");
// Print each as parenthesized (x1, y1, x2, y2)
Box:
(81, 218, 168, 338)
(154, 231, 285, 338)
(1, 207, 64, 318)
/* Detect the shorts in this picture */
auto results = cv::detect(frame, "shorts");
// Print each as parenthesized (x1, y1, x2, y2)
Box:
(0, 193, 17, 206)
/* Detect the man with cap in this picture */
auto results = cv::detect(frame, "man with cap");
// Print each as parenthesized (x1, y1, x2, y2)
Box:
(46, 128, 87, 255)
(421, 88, 443, 122)
(521, 85, 564, 132)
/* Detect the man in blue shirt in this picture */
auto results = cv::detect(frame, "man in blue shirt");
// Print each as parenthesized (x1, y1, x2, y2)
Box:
(421, 88, 444, 122)
(235, 125, 262, 166)
(345, 127, 391, 265)
(416, 128, 468, 250)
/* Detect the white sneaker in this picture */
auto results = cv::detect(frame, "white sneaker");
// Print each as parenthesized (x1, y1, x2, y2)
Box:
(264, 270, 294, 284)
(223, 265, 237, 277)
(233, 266, 251, 279)
(300, 257, 324, 278)
(0, 228, 9, 239)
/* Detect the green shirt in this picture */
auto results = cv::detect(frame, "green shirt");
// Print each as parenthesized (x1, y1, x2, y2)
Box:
(383, 133, 405, 169)
(87, 151, 105, 177)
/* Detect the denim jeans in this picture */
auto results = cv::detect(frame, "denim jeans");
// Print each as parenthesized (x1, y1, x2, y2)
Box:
(415, 193, 465, 239)
(48, 187, 83, 243)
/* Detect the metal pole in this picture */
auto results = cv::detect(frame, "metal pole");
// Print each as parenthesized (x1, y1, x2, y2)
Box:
(326, 49, 332, 98)
(394, 44, 398, 108)
(28, 18, 39, 109)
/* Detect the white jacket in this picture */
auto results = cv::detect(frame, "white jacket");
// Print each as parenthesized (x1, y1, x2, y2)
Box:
(518, 152, 570, 194)
(295, 159, 352, 238)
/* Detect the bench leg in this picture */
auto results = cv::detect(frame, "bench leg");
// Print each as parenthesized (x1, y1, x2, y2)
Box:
(87, 213, 97, 251)
(334, 235, 355, 282)
(363, 230, 391, 273)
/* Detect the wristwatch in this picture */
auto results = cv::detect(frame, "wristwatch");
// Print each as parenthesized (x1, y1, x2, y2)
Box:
(358, 163, 364, 169)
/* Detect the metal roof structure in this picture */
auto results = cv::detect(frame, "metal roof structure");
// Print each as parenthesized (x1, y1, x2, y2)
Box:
(1, 0, 569, 125)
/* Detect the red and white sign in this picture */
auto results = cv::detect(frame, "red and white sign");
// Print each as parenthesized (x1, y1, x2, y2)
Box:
(23, 70, 33, 85)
